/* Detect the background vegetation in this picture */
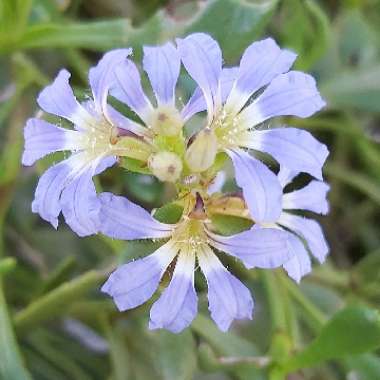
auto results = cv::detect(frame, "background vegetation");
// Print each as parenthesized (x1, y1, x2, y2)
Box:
(0, 0, 380, 379)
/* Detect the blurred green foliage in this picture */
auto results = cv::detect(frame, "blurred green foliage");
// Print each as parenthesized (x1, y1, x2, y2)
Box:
(0, 0, 380, 379)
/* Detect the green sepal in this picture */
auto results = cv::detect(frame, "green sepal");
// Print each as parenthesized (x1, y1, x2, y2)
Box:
(153, 133, 186, 158)
(204, 151, 228, 179)
(154, 203, 184, 224)
(120, 157, 150, 175)
(210, 214, 253, 236)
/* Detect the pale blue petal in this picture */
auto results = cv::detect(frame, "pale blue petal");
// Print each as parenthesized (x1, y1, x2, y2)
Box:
(278, 213, 329, 263)
(198, 248, 253, 332)
(277, 166, 298, 188)
(239, 71, 326, 128)
(283, 233, 312, 283)
(31, 160, 73, 228)
(207, 171, 226, 195)
(37, 69, 88, 124)
(176, 33, 222, 118)
(226, 38, 296, 114)
(94, 156, 117, 175)
(106, 105, 147, 136)
(243, 127, 329, 180)
(143, 42, 180, 105)
(208, 227, 292, 269)
(102, 242, 177, 311)
(22, 118, 78, 166)
(149, 251, 197, 333)
(181, 67, 238, 121)
(60, 169, 100, 237)
(112, 59, 153, 123)
(99, 192, 173, 240)
(227, 149, 282, 223)
(283, 180, 330, 214)
(181, 87, 205, 122)
(89, 49, 132, 115)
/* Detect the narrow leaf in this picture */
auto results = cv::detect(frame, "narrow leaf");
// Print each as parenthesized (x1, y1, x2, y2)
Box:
(14, 271, 105, 335)
(185, 0, 278, 62)
(154, 330, 197, 380)
(0, 283, 32, 380)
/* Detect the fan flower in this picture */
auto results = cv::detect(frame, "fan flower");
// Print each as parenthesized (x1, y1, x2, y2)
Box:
(108, 41, 211, 181)
(176, 33, 329, 225)
(208, 167, 330, 283)
(22, 49, 153, 236)
(99, 193, 294, 333)
(110, 41, 202, 137)
(22, 41, 209, 236)
(277, 168, 330, 282)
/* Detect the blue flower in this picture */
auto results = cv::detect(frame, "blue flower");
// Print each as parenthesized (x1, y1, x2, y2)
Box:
(22, 49, 147, 236)
(177, 33, 329, 223)
(99, 192, 293, 333)
(22, 33, 331, 333)
(22, 42, 206, 236)
(278, 168, 330, 282)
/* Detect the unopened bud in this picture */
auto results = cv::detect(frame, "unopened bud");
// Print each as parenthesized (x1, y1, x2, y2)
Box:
(150, 106, 183, 136)
(185, 128, 218, 172)
(148, 151, 183, 182)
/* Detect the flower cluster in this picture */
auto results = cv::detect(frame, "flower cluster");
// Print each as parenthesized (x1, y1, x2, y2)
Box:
(23, 33, 329, 333)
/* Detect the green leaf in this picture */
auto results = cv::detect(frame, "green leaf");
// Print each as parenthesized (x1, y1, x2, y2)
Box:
(325, 163, 380, 206)
(24, 347, 67, 380)
(210, 214, 253, 236)
(118, 240, 163, 264)
(283, 306, 380, 372)
(154, 203, 184, 224)
(353, 248, 380, 285)
(192, 315, 263, 380)
(103, 320, 131, 380)
(123, 172, 164, 204)
(154, 330, 197, 380)
(0, 283, 32, 380)
(2, 12, 164, 53)
(185, 0, 278, 62)
(344, 353, 380, 380)
(0, 0, 32, 39)
(321, 66, 380, 112)
(0, 257, 16, 276)
(27, 331, 93, 380)
(14, 271, 105, 335)
(276, 0, 330, 70)
(192, 314, 258, 357)
(336, 10, 378, 68)
(39, 256, 77, 295)
(126, 324, 165, 380)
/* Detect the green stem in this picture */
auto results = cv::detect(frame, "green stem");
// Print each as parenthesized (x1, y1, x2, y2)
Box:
(280, 278, 301, 347)
(0, 218, 31, 379)
(325, 164, 380, 206)
(261, 270, 287, 331)
(309, 266, 349, 293)
(279, 275, 327, 330)
(260, 271, 292, 380)
(288, 116, 366, 139)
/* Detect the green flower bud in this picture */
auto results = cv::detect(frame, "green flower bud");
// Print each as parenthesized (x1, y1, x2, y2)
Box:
(185, 128, 218, 172)
(148, 151, 183, 182)
(150, 106, 183, 136)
